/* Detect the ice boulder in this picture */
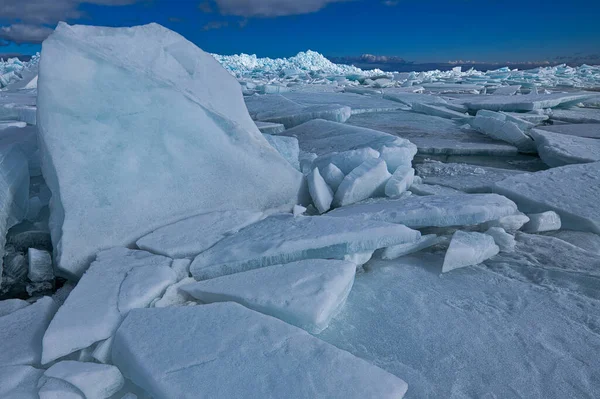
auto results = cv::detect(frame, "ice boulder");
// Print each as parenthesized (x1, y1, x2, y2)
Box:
(136, 210, 263, 258)
(529, 128, 600, 167)
(0, 297, 57, 367)
(333, 158, 391, 207)
(0, 365, 44, 398)
(182, 259, 356, 333)
(37, 23, 305, 278)
(112, 304, 409, 398)
(442, 231, 499, 273)
(307, 167, 334, 213)
(41, 248, 176, 364)
(522, 211, 562, 233)
(190, 214, 420, 280)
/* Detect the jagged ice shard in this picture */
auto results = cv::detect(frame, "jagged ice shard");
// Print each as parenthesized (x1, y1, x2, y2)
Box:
(37, 23, 305, 278)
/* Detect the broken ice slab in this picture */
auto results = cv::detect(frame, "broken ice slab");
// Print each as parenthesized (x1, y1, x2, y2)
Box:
(333, 158, 391, 207)
(307, 167, 334, 214)
(328, 194, 518, 229)
(409, 183, 464, 196)
(381, 234, 443, 260)
(281, 119, 417, 173)
(182, 259, 356, 333)
(415, 161, 524, 193)
(411, 102, 471, 120)
(482, 214, 530, 233)
(27, 248, 53, 282)
(37, 23, 305, 278)
(470, 113, 536, 153)
(522, 211, 562, 233)
(263, 133, 300, 170)
(490, 85, 521, 95)
(0, 365, 43, 398)
(385, 166, 415, 197)
(280, 92, 402, 114)
(442, 231, 499, 273)
(484, 227, 516, 252)
(421, 83, 485, 94)
(38, 377, 85, 399)
(463, 92, 599, 112)
(537, 123, 600, 139)
(529, 128, 600, 167)
(42, 361, 124, 399)
(190, 214, 420, 280)
(0, 296, 57, 367)
(348, 111, 518, 156)
(255, 121, 285, 135)
(550, 108, 600, 124)
(41, 248, 176, 364)
(494, 162, 600, 233)
(501, 111, 549, 125)
(136, 210, 263, 259)
(320, 163, 345, 191)
(382, 90, 449, 107)
(112, 304, 409, 399)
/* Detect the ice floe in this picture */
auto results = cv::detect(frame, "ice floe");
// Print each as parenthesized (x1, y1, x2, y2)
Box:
(442, 231, 499, 273)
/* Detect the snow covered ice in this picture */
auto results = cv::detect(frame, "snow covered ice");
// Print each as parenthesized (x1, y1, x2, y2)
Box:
(112, 304, 408, 399)
(1, 21, 600, 399)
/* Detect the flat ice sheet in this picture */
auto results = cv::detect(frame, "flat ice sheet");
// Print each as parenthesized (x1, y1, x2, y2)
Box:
(550, 108, 600, 124)
(328, 194, 518, 228)
(463, 93, 599, 112)
(112, 304, 409, 399)
(537, 123, 600, 139)
(190, 214, 420, 280)
(494, 162, 600, 233)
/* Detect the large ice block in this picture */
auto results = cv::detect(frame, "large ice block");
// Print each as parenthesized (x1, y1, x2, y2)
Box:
(37, 23, 305, 278)
(112, 304, 409, 399)
(529, 128, 600, 167)
(328, 194, 518, 228)
(307, 167, 334, 213)
(333, 158, 391, 207)
(494, 163, 600, 233)
(442, 231, 499, 273)
(190, 214, 420, 280)
(263, 133, 300, 170)
(470, 113, 536, 153)
(0, 297, 57, 367)
(182, 259, 356, 333)
(41, 248, 176, 364)
(136, 210, 263, 258)
(385, 166, 415, 197)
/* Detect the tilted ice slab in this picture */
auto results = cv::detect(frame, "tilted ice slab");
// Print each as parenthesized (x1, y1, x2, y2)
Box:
(442, 231, 499, 273)
(484, 227, 516, 252)
(37, 23, 304, 278)
(0, 365, 44, 398)
(538, 123, 600, 139)
(385, 166, 415, 197)
(112, 304, 409, 399)
(263, 133, 300, 170)
(41, 248, 176, 364)
(348, 111, 518, 156)
(463, 93, 599, 112)
(333, 158, 391, 207)
(411, 102, 471, 120)
(522, 211, 562, 233)
(494, 162, 600, 233)
(529, 128, 600, 167)
(381, 234, 443, 260)
(415, 161, 523, 193)
(182, 259, 356, 333)
(470, 112, 536, 153)
(328, 194, 518, 229)
(255, 121, 285, 135)
(549, 108, 600, 124)
(190, 214, 420, 280)
(307, 167, 334, 213)
(0, 297, 57, 367)
(136, 210, 263, 258)
(282, 119, 416, 173)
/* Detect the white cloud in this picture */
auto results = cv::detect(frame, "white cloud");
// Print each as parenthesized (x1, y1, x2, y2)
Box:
(213, 0, 348, 18)
(0, 24, 55, 44)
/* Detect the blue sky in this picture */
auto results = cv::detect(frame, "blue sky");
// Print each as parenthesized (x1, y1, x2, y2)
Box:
(1, 0, 599, 63)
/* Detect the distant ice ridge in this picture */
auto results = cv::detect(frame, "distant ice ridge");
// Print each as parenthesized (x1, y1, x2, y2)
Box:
(0, 54, 39, 89)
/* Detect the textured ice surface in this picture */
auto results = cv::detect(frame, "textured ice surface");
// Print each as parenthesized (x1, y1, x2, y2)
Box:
(470, 113, 536, 152)
(494, 162, 600, 233)
(382, 91, 448, 107)
(484, 227, 516, 252)
(0, 298, 29, 317)
(43, 361, 124, 399)
(522, 211, 562, 233)
(415, 161, 523, 193)
(385, 166, 415, 197)
(113, 304, 408, 399)
(0, 296, 57, 366)
(307, 167, 334, 213)
(0, 365, 43, 398)
(190, 214, 420, 280)
(530, 128, 600, 167)
(328, 194, 518, 228)
(538, 123, 600, 139)
(37, 23, 304, 278)
(442, 231, 499, 273)
(463, 93, 599, 112)
(348, 110, 518, 156)
(182, 259, 356, 333)
(41, 248, 175, 364)
(333, 158, 391, 207)
(544, 230, 600, 255)
(381, 234, 442, 260)
(263, 133, 300, 170)
(27, 248, 53, 282)
(136, 210, 263, 258)
(550, 107, 600, 124)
